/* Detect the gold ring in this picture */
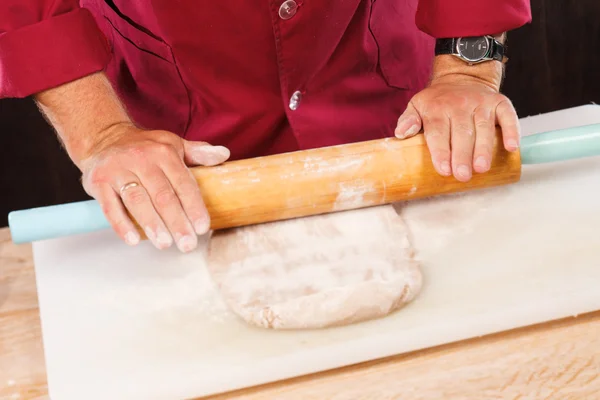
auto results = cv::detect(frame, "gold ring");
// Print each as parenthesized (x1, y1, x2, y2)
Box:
(119, 182, 140, 196)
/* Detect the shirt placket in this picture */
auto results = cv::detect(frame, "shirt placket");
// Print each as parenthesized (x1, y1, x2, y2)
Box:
(270, 0, 306, 145)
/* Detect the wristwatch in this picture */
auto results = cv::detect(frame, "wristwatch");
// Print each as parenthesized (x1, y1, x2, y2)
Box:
(435, 36, 506, 64)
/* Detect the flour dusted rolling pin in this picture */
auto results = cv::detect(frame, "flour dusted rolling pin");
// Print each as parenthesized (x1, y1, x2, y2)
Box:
(9, 124, 600, 244)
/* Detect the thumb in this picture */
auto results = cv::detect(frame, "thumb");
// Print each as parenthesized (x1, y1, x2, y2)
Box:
(394, 102, 422, 139)
(183, 140, 231, 166)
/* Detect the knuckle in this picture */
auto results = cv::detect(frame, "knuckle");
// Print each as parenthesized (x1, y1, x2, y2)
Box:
(476, 136, 494, 150)
(453, 96, 470, 109)
(475, 118, 493, 129)
(455, 125, 475, 137)
(112, 221, 131, 238)
(112, 217, 130, 231)
(473, 107, 493, 125)
(87, 168, 108, 186)
(423, 122, 447, 138)
(496, 96, 514, 111)
(153, 142, 175, 156)
(495, 93, 510, 102)
(454, 149, 473, 160)
(431, 149, 451, 161)
(154, 187, 177, 208)
(425, 129, 443, 140)
(171, 168, 195, 186)
(123, 187, 147, 206)
(105, 210, 131, 235)
(172, 172, 200, 195)
(475, 145, 493, 159)
(423, 113, 441, 124)
(421, 101, 444, 117)
(125, 146, 146, 159)
(177, 184, 201, 204)
(100, 202, 113, 217)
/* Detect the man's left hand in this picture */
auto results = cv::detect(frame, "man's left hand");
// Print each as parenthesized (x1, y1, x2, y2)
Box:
(394, 69, 521, 182)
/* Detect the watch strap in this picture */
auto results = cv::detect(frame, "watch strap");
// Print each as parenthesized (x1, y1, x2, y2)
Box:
(490, 39, 505, 62)
(435, 37, 505, 62)
(434, 38, 457, 56)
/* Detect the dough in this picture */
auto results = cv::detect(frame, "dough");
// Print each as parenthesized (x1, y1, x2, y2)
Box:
(206, 205, 422, 330)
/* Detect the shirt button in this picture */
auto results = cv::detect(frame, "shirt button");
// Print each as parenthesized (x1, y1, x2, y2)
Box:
(279, 0, 298, 20)
(289, 91, 302, 110)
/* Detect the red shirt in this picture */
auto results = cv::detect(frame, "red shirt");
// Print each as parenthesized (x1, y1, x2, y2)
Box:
(0, 1, 531, 160)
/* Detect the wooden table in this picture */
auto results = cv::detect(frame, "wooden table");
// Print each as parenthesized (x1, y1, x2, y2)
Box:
(1, 227, 599, 400)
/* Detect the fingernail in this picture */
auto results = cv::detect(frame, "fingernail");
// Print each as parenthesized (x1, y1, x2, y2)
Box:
(194, 218, 210, 235)
(457, 164, 471, 179)
(156, 228, 173, 249)
(507, 139, 519, 150)
(396, 124, 420, 139)
(124, 231, 140, 246)
(175, 233, 198, 253)
(193, 145, 230, 166)
(439, 161, 452, 176)
(474, 156, 489, 171)
(144, 226, 171, 249)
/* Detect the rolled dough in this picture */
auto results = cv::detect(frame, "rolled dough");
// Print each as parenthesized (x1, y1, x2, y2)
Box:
(206, 205, 422, 329)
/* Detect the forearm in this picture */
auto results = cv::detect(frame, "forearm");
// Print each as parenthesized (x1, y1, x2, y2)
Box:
(34, 72, 132, 167)
(430, 33, 507, 91)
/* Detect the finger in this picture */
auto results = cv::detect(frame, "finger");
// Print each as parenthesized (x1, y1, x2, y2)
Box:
(162, 156, 210, 235)
(183, 141, 231, 167)
(116, 173, 174, 250)
(423, 115, 452, 177)
(140, 166, 198, 253)
(472, 105, 496, 174)
(495, 97, 521, 152)
(450, 115, 476, 182)
(93, 184, 140, 246)
(395, 102, 422, 139)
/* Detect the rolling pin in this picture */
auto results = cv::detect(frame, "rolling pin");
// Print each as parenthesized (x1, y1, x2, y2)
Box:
(8, 124, 600, 244)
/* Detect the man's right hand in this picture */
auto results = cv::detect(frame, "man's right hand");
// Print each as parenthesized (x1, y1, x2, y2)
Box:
(78, 123, 230, 252)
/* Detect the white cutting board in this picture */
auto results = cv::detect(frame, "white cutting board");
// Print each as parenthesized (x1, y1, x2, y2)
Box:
(33, 105, 600, 400)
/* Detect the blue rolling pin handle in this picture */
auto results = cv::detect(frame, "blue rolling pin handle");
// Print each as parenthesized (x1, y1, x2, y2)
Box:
(520, 123, 600, 164)
(8, 200, 111, 244)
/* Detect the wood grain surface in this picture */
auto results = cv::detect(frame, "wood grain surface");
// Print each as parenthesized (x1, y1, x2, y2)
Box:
(0, 229, 48, 400)
(1, 227, 599, 400)
(207, 313, 600, 400)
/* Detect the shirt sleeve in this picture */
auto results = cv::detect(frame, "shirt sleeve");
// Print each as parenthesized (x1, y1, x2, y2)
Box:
(0, 0, 111, 98)
(415, 0, 532, 38)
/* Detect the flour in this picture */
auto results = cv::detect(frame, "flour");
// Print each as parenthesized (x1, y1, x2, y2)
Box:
(393, 187, 510, 256)
(333, 180, 378, 210)
(206, 205, 422, 329)
(301, 157, 366, 175)
(99, 265, 231, 323)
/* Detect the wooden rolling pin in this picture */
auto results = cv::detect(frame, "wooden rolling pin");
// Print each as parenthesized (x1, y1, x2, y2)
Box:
(186, 131, 519, 231)
(9, 123, 600, 244)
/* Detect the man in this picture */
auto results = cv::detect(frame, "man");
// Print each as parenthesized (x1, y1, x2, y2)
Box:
(0, 1, 531, 253)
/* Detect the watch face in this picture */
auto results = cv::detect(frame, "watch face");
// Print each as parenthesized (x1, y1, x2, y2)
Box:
(457, 37, 489, 62)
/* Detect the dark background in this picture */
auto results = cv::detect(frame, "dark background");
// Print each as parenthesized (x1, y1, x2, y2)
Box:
(1, 0, 600, 228)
